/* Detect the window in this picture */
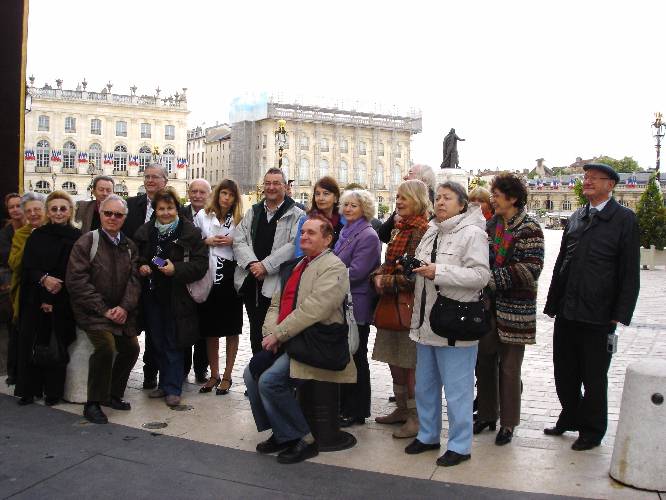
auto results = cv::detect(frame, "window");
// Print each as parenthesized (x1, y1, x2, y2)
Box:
(113, 144, 128, 172)
(165, 125, 175, 140)
(395, 146, 401, 158)
(35, 180, 50, 192)
(562, 200, 572, 211)
(62, 181, 77, 194)
(138, 145, 151, 172)
(36, 140, 50, 168)
(88, 143, 102, 170)
(319, 159, 329, 179)
(163, 147, 175, 173)
(38, 115, 49, 131)
(375, 164, 384, 187)
(116, 121, 127, 137)
(90, 118, 101, 135)
(65, 116, 76, 133)
(619, 199, 629, 208)
(320, 138, 329, 153)
(262, 134, 267, 149)
(299, 192, 308, 205)
(545, 199, 554, 210)
(393, 165, 401, 186)
(358, 141, 366, 155)
(299, 158, 310, 182)
(141, 123, 151, 139)
(197, 152, 200, 163)
(357, 162, 366, 184)
(300, 135, 309, 151)
(377, 142, 384, 157)
(63, 141, 77, 170)
(339, 139, 348, 154)
(339, 160, 348, 184)
(532, 200, 541, 209)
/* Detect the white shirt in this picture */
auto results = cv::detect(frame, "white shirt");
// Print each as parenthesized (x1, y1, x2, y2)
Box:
(591, 196, 611, 212)
(195, 210, 236, 261)
(264, 200, 285, 223)
(144, 195, 154, 223)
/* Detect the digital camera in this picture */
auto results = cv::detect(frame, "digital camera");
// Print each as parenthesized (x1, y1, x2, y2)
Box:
(397, 254, 423, 278)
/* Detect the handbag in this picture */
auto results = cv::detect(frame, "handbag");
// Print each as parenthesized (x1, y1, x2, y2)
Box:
(285, 321, 350, 371)
(373, 287, 414, 331)
(185, 251, 216, 303)
(345, 270, 359, 355)
(32, 313, 69, 368)
(419, 234, 489, 346)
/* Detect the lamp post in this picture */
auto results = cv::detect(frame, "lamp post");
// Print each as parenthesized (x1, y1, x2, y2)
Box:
(274, 119, 288, 170)
(652, 112, 665, 182)
(87, 160, 97, 199)
(51, 172, 57, 193)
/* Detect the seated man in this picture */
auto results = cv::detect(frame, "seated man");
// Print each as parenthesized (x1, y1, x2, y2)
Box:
(66, 195, 141, 424)
(243, 215, 356, 464)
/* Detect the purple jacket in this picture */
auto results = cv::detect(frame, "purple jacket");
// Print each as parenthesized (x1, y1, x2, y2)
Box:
(333, 218, 382, 325)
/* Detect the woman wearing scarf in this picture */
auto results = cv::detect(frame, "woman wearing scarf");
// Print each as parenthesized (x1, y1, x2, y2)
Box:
(294, 176, 345, 257)
(475, 173, 544, 446)
(333, 189, 382, 428)
(134, 187, 208, 407)
(371, 179, 431, 439)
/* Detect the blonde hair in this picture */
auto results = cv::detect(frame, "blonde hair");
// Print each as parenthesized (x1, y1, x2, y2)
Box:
(44, 190, 76, 226)
(339, 189, 375, 221)
(468, 186, 491, 205)
(397, 179, 431, 216)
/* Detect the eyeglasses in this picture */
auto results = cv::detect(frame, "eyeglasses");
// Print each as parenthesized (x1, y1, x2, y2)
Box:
(263, 181, 284, 187)
(101, 210, 126, 219)
(49, 206, 69, 213)
(583, 175, 611, 182)
(144, 174, 163, 180)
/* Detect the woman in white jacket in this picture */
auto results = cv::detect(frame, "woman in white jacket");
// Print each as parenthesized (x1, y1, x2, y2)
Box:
(404, 181, 490, 467)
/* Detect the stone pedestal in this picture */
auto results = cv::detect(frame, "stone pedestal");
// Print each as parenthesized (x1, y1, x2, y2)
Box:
(436, 168, 470, 192)
(63, 327, 94, 404)
(609, 360, 666, 491)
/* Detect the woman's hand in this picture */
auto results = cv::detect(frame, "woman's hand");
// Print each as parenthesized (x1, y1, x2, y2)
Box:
(139, 265, 152, 277)
(373, 275, 384, 294)
(206, 235, 234, 247)
(40, 303, 53, 313)
(158, 259, 176, 276)
(43, 276, 63, 294)
(414, 263, 436, 280)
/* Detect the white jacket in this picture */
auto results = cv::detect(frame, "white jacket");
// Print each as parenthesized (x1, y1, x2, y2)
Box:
(194, 210, 236, 261)
(409, 205, 491, 348)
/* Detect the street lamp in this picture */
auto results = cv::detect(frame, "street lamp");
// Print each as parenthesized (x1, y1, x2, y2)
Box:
(51, 172, 57, 193)
(87, 160, 97, 199)
(274, 119, 288, 170)
(652, 112, 665, 182)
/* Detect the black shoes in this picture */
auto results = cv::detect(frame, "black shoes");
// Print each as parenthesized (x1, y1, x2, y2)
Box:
(142, 377, 157, 390)
(405, 439, 441, 455)
(277, 439, 319, 464)
(495, 427, 513, 446)
(571, 437, 600, 451)
(473, 420, 497, 434)
(17, 396, 34, 406)
(256, 435, 298, 454)
(195, 372, 209, 384)
(101, 397, 131, 411)
(44, 397, 60, 406)
(6, 376, 16, 386)
(544, 426, 568, 436)
(436, 450, 471, 467)
(339, 416, 366, 428)
(84, 403, 109, 424)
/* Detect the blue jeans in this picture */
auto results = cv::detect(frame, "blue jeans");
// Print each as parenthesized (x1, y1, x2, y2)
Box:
(243, 353, 310, 444)
(415, 342, 478, 455)
(144, 292, 184, 396)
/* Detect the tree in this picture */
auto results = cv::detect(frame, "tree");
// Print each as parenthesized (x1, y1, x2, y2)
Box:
(378, 203, 389, 219)
(573, 179, 587, 207)
(596, 155, 642, 173)
(635, 176, 666, 249)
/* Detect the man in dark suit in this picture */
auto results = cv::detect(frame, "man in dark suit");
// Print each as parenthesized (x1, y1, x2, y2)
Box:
(544, 163, 640, 451)
(75, 175, 114, 233)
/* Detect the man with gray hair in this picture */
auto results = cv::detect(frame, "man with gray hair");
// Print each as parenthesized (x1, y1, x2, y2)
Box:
(75, 175, 115, 233)
(183, 178, 211, 222)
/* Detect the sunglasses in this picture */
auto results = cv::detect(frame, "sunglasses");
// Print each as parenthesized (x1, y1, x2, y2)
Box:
(49, 205, 69, 213)
(101, 210, 126, 219)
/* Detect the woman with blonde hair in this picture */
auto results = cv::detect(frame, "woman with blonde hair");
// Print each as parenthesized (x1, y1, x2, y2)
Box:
(195, 179, 244, 395)
(371, 179, 431, 438)
(15, 191, 81, 405)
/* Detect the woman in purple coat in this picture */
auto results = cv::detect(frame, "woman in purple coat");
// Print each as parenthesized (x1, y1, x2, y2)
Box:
(334, 189, 382, 427)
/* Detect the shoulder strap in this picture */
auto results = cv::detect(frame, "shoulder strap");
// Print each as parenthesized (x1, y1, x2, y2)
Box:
(89, 230, 100, 262)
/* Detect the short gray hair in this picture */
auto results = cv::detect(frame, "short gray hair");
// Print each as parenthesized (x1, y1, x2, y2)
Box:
(99, 194, 128, 213)
(189, 178, 212, 192)
(413, 164, 436, 191)
(264, 167, 287, 184)
(437, 181, 468, 211)
(339, 189, 375, 221)
(145, 163, 168, 181)
(20, 192, 46, 210)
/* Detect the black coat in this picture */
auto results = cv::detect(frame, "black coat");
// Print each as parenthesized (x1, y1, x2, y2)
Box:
(123, 194, 192, 240)
(544, 198, 640, 326)
(133, 218, 208, 349)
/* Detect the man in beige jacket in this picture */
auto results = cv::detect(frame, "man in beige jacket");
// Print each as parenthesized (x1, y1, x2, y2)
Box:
(243, 216, 355, 464)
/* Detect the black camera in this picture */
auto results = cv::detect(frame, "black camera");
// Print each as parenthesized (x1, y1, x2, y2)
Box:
(397, 254, 423, 278)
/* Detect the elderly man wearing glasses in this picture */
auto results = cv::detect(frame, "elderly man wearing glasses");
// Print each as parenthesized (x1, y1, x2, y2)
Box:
(67, 195, 141, 424)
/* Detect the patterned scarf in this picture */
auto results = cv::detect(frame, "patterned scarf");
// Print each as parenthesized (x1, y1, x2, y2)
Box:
(384, 214, 430, 274)
(492, 222, 514, 267)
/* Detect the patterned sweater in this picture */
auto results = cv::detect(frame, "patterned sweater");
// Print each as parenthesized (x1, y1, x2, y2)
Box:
(487, 210, 544, 345)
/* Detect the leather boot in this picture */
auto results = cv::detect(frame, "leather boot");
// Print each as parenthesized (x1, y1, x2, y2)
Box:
(375, 384, 408, 424)
(393, 399, 419, 439)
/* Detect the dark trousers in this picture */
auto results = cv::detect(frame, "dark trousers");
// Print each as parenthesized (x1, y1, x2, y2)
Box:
(142, 311, 159, 382)
(86, 331, 140, 403)
(341, 324, 371, 418)
(242, 278, 272, 355)
(553, 316, 613, 443)
(183, 337, 208, 377)
(6, 321, 19, 379)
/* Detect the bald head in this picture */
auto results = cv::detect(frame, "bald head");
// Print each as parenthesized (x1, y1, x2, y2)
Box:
(188, 178, 212, 212)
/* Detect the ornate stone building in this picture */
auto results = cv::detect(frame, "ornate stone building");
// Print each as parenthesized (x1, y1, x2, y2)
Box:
(228, 98, 422, 209)
(187, 124, 231, 186)
(23, 78, 189, 199)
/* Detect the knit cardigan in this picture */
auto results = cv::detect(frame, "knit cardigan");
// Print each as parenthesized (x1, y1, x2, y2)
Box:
(487, 210, 544, 345)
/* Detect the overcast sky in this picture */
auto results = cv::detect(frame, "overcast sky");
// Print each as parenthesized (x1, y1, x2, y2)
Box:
(26, 0, 666, 173)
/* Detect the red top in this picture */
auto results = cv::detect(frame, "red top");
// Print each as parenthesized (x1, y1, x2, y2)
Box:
(278, 257, 311, 324)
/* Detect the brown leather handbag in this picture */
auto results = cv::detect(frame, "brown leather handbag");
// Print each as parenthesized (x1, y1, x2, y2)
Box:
(373, 281, 414, 331)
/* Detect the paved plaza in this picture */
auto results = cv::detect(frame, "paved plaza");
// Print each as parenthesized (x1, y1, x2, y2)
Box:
(1, 229, 665, 499)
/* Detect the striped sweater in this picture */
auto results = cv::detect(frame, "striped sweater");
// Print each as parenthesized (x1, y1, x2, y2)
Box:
(487, 210, 544, 345)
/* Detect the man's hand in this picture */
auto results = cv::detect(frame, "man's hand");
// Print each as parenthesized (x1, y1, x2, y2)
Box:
(139, 265, 152, 277)
(250, 261, 267, 280)
(414, 263, 436, 280)
(43, 276, 63, 294)
(105, 306, 128, 325)
(40, 303, 53, 313)
(262, 333, 280, 353)
(158, 259, 176, 276)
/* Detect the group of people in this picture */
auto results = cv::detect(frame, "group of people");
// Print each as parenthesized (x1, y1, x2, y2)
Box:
(0, 159, 639, 466)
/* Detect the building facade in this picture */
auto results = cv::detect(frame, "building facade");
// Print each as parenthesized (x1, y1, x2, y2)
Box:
(187, 124, 231, 186)
(24, 78, 189, 199)
(229, 99, 422, 209)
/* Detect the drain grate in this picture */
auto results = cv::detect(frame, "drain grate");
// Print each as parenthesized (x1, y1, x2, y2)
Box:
(142, 422, 167, 429)
(169, 404, 194, 412)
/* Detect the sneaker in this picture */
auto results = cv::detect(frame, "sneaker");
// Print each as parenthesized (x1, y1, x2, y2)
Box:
(83, 403, 108, 424)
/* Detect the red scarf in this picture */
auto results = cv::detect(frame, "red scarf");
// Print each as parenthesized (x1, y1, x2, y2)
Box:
(384, 214, 429, 274)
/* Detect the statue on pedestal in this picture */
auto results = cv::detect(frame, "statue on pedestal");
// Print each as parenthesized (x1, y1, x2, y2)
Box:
(440, 128, 465, 169)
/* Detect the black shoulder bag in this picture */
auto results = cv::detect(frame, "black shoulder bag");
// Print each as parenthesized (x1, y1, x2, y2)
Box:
(420, 234, 489, 346)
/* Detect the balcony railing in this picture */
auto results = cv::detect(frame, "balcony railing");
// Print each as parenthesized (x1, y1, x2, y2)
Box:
(35, 166, 51, 173)
(112, 169, 128, 176)
(61, 167, 77, 174)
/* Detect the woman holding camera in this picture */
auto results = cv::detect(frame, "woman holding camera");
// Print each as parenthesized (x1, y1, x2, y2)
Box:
(371, 179, 430, 439)
(405, 182, 490, 466)
(134, 187, 208, 407)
